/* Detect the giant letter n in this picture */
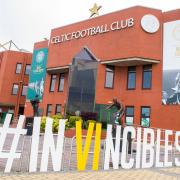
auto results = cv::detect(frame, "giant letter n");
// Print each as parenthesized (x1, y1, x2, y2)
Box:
(40, 118, 66, 172)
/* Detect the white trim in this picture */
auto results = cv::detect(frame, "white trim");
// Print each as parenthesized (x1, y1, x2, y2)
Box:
(47, 66, 69, 72)
(101, 57, 160, 65)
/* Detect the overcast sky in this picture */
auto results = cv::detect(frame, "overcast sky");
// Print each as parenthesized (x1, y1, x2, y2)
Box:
(0, 0, 179, 52)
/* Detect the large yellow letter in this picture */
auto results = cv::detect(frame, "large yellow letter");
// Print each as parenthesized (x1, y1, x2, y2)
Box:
(76, 121, 101, 170)
(92, 123, 102, 170)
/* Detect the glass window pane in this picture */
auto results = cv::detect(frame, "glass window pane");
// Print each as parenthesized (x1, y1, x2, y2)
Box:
(16, 63, 22, 74)
(141, 107, 150, 127)
(12, 84, 19, 95)
(58, 74, 64, 91)
(105, 65, 114, 88)
(50, 75, 56, 92)
(141, 117, 150, 127)
(25, 65, 31, 75)
(67, 48, 98, 113)
(126, 117, 134, 125)
(50, 80, 56, 91)
(141, 107, 150, 117)
(128, 73, 136, 89)
(22, 85, 28, 96)
(46, 104, 52, 116)
(126, 107, 134, 116)
(105, 72, 114, 88)
(56, 104, 61, 114)
(143, 71, 152, 89)
(125, 107, 134, 125)
(143, 65, 152, 89)
(48, 105, 52, 111)
(73, 48, 95, 61)
(144, 65, 152, 71)
(128, 66, 136, 72)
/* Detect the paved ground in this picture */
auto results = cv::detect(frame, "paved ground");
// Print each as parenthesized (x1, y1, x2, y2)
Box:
(0, 167, 180, 180)
(0, 135, 180, 179)
(0, 135, 107, 172)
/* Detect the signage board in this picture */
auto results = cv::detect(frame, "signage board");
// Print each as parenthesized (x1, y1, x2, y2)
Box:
(27, 48, 48, 100)
(163, 20, 180, 105)
(51, 18, 134, 44)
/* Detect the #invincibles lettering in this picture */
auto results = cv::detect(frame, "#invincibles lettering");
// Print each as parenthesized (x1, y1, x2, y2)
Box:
(1, 114, 180, 173)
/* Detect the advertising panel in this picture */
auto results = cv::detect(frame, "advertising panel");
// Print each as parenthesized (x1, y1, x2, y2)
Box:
(27, 48, 48, 100)
(163, 20, 180, 105)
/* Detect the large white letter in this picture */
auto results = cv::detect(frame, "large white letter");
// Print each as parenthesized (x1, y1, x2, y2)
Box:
(135, 128, 142, 168)
(164, 130, 173, 167)
(155, 129, 164, 167)
(104, 125, 121, 170)
(29, 117, 41, 172)
(40, 118, 66, 172)
(142, 128, 155, 168)
(175, 131, 180, 166)
(121, 126, 135, 169)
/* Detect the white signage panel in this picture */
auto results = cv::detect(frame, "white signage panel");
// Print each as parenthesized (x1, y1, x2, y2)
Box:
(163, 20, 180, 105)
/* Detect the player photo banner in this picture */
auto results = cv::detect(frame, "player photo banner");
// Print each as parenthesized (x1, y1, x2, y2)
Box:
(162, 20, 180, 105)
(27, 48, 48, 100)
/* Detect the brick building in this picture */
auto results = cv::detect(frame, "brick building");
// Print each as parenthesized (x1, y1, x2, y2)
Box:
(0, 50, 32, 123)
(24, 6, 180, 131)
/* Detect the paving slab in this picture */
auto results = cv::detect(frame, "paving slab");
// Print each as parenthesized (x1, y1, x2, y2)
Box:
(0, 168, 180, 180)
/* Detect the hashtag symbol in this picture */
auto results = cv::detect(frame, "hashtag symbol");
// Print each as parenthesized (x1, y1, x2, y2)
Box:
(0, 114, 27, 172)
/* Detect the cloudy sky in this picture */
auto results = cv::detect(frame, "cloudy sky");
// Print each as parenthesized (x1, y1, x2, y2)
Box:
(0, 0, 179, 52)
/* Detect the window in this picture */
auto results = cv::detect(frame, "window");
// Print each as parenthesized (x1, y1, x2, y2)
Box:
(12, 84, 19, 95)
(46, 104, 52, 116)
(49, 74, 57, 92)
(22, 85, 28, 96)
(127, 66, 136, 89)
(25, 64, 31, 75)
(15, 63, 22, 74)
(105, 65, 114, 88)
(142, 65, 152, 89)
(141, 107, 151, 127)
(67, 48, 98, 113)
(55, 104, 61, 114)
(58, 74, 65, 92)
(125, 106, 134, 125)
